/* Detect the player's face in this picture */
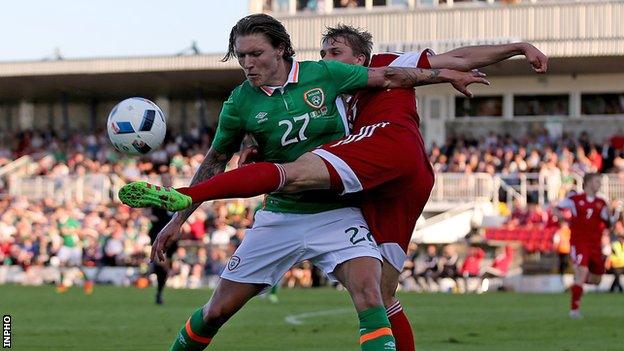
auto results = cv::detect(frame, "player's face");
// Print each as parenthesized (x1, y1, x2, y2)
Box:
(235, 34, 285, 87)
(587, 176, 602, 193)
(320, 37, 366, 66)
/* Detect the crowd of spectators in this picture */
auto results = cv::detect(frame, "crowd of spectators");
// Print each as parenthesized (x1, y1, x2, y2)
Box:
(2, 125, 624, 289)
(0, 194, 260, 289)
(429, 129, 624, 177)
(399, 243, 515, 293)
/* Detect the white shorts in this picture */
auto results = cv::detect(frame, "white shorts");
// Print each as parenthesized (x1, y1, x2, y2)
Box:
(221, 207, 381, 288)
(57, 246, 82, 266)
(379, 243, 407, 273)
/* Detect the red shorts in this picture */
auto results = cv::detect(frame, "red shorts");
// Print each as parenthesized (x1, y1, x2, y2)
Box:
(570, 245, 605, 275)
(313, 122, 435, 268)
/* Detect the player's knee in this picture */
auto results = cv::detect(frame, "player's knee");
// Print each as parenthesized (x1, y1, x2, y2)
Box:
(381, 290, 397, 309)
(202, 303, 232, 327)
(282, 162, 308, 191)
(351, 280, 383, 310)
(282, 154, 330, 192)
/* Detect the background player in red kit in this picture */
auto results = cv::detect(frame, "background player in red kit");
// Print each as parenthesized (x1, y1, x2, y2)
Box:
(124, 26, 547, 351)
(556, 173, 621, 318)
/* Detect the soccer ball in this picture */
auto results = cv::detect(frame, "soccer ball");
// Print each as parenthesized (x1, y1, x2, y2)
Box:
(107, 97, 166, 155)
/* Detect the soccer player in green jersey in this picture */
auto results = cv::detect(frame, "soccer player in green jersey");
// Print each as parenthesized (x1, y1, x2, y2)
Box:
(125, 14, 487, 351)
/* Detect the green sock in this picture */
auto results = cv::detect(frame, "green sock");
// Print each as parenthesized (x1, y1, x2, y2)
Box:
(170, 307, 219, 351)
(358, 306, 396, 351)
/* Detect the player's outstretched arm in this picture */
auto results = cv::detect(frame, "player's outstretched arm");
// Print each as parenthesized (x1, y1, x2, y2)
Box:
(150, 147, 230, 262)
(428, 42, 548, 73)
(367, 67, 490, 97)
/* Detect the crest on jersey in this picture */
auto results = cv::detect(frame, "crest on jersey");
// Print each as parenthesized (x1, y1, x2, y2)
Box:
(227, 255, 241, 271)
(304, 88, 325, 108)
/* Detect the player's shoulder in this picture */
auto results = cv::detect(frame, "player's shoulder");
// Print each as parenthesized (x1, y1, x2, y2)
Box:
(595, 195, 609, 206)
(370, 52, 402, 67)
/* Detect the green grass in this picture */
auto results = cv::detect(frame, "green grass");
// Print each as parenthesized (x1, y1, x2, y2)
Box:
(1, 285, 622, 350)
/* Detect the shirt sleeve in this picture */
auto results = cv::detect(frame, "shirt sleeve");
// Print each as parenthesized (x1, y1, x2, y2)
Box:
(211, 89, 245, 155)
(321, 60, 369, 94)
(388, 49, 436, 68)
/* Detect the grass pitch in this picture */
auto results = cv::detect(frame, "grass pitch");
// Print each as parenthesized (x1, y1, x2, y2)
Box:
(2, 285, 621, 350)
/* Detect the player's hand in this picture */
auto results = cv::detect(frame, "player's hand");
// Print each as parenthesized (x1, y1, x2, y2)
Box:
(522, 43, 548, 74)
(448, 69, 490, 98)
(238, 146, 259, 167)
(150, 220, 182, 263)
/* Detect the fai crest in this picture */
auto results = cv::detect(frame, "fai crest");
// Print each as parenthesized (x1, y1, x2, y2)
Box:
(227, 255, 241, 271)
(304, 88, 325, 108)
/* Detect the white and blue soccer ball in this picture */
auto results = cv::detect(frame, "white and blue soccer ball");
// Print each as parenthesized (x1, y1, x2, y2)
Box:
(107, 97, 166, 155)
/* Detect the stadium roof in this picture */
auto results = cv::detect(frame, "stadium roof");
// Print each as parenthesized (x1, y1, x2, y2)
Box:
(0, 54, 244, 100)
(0, 53, 622, 101)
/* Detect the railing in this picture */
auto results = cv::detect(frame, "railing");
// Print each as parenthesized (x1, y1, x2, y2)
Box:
(10, 174, 112, 204)
(430, 173, 495, 202)
(8, 171, 622, 205)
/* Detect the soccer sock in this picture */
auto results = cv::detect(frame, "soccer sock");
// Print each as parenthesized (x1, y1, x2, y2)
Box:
(358, 306, 396, 351)
(177, 162, 286, 203)
(571, 284, 583, 311)
(386, 301, 415, 351)
(170, 308, 219, 351)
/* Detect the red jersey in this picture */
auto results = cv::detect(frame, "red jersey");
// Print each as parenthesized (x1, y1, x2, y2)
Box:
(347, 51, 433, 131)
(557, 193, 609, 247)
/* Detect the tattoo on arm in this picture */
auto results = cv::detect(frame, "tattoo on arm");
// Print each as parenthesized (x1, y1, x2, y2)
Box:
(174, 148, 229, 223)
(382, 67, 442, 88)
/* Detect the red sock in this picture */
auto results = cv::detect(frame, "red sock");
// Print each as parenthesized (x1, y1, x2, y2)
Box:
(387, 300, 415, 351)
(177, 162, 285, 203)
(571, 284, 583, 311)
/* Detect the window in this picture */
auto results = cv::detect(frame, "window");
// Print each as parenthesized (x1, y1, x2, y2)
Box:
(455, 96, 503, 118)
(297, 0, 319, 11)
(581, 93, 624, 115)
(513, 94, 569, 116)
(372, 0, 409, 6)
(334, 0, 365, 8)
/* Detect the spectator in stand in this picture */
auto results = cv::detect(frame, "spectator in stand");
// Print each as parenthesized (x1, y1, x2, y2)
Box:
(479, 245, 514, 292)
(553, 222, 572, 275)
(437, 245, 460, 291)
(414, 245, 440, 292)
(460, 246, 485, 293)
(607, 232, 624, 293)
(210, 218, 237, 247)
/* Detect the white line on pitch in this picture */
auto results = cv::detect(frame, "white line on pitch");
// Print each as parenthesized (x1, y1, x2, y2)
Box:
(284, 308, 352, 325)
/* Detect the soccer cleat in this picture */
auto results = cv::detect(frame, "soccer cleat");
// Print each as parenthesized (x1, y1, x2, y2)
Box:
(118, 181, 192, 211)
(56, 285, 68, 294)
(569, 310, 583, 319)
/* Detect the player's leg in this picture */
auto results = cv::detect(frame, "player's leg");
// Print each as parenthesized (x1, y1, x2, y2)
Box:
(569, 246, 590, 318)
(118, 158, 324, 210)
(308, 207, 395, 351)
(173, 209, 310, 349)
(153, 261, 168, 305)
(380, 259, 415, 351)
(170, 278, 265, 350)
(333, 257, 396, 351)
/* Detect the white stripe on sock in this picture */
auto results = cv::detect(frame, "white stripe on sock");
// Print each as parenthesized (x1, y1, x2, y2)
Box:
(274, 164, 287, 191)
(386, 301, 403, 317)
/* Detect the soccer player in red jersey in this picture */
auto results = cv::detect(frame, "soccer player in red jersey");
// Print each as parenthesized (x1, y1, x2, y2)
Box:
(556, 173, 621, 318)
(123, 26, 546, 350)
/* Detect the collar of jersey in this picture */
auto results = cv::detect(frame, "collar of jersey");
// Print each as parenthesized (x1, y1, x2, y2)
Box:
(259, 60, 300, 96)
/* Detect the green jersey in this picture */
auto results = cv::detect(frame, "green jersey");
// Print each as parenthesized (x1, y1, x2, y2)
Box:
(212, 60, 368, 214)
